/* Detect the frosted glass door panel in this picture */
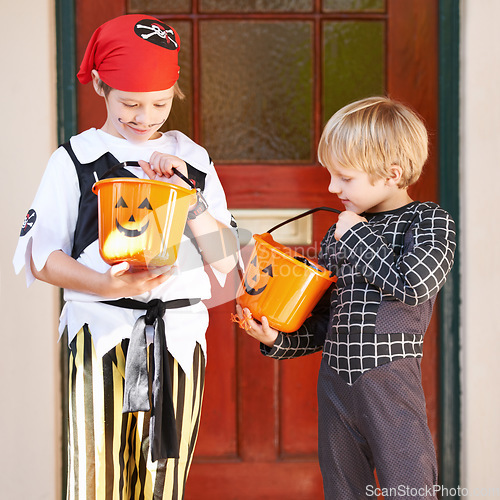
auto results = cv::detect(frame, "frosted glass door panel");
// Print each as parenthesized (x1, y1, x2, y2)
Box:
(323, 0, 385, 12)
(200, 0, 313, 13)
(128, 0, 191, 13)
(200, 21, 313, 162)
(322, 20, 385, 124)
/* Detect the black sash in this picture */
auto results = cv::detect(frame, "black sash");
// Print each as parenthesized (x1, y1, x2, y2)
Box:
(102, 297, 201, 461)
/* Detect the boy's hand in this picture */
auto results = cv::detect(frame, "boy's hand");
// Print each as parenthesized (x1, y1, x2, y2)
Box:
(138, 152, 189, 185)
(235, 305, 279, 347)
(334, 211, 367, 241)
(29, 250, 175, 299)
(102, 261, 175, 298)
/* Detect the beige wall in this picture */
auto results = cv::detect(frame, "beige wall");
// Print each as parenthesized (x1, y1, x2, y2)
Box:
(460, 0, 500, 493)
(0, 0, 60, 498)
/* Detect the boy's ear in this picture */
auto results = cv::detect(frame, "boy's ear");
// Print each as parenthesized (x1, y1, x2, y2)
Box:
(386, 164, 403, 186)
(91, 70, 105, 97)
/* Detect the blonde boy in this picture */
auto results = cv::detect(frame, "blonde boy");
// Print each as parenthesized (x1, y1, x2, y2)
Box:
(239, 97, 456, 498)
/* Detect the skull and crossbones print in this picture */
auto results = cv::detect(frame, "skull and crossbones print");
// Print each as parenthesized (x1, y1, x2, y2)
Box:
(134, 20, 178, 49)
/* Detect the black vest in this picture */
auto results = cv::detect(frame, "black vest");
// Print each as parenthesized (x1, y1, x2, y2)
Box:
(61, 142, 138, 259)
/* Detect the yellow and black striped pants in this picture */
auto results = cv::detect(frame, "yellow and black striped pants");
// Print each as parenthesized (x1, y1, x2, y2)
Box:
(67, 325, 205, 500)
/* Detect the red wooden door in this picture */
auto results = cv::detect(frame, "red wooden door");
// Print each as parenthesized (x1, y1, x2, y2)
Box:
(76, 1, 439, 498)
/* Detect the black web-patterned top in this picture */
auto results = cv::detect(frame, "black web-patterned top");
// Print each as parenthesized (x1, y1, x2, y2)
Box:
(261, 201, 456, 385)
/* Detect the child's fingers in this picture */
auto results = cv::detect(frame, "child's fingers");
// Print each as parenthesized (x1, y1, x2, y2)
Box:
(234, 305, 252, 330)
(149, 152, 172, 177)
(239, 310, 276, 344)
(335, 211, 368, 240)
(260, 315, 272, 331)
(138, 160, 157, 179)
(149, 152, 187, 179)
(234, 305, 257, 332)
(150, 265, 176, 285)
(235, 304, 244, 318)
(242, 307, 252, 321)
(149, 264, 175, 276)
(249, 315, 270, 336)
(131, 265, 175, 283)
(233, 306, 278, 346)
(110, 261, 130, 277)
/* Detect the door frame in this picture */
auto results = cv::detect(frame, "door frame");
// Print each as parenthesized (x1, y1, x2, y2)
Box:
(438, 0, 461, 492)
(55, 0, 462, 495)
(55, 0, 77, 497)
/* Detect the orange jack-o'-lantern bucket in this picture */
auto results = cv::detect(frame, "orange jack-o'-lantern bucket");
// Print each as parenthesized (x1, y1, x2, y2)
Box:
(235, 207, 340, 333)
(92, 164, 196, 269)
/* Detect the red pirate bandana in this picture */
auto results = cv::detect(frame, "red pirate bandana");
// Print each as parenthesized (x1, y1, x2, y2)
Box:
(77, 14, 180, 92)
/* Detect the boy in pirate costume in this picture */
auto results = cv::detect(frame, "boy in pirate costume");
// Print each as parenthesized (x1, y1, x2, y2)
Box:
(237, 97, 456, 499)
(14, 14, 238, 499)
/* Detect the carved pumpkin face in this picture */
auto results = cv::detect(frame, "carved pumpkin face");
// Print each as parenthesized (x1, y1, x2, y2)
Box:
(244, 255, 274, 296)
(115, 195, 154, 237)
(236, 232, 336, 333)
(94, 177, 195, 268)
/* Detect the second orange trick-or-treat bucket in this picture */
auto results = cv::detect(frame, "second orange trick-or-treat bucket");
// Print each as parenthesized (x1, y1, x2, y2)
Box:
(92, 166, 196, 269)
(236, 207, 340, 333)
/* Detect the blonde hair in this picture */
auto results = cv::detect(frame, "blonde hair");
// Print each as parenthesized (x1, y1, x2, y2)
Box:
(318, 96, 428, 188)
(97, 78, 185, 100)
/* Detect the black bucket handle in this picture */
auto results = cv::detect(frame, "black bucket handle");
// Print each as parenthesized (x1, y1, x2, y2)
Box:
(97, 162, 197, 189)
(98, 161, 142, 181)
(267, 206, 341, 234)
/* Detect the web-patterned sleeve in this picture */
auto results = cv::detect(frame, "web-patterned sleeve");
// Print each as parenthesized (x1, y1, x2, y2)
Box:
(260, 284, 333, 359)
(339, 205, 456, 306)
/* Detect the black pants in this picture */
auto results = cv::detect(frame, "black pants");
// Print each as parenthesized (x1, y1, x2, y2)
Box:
(317, 357, 438, 500)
